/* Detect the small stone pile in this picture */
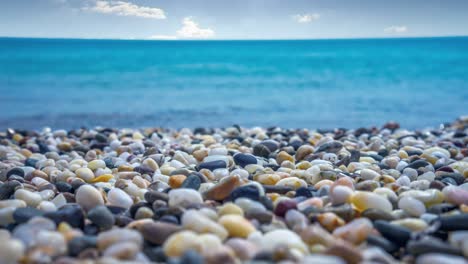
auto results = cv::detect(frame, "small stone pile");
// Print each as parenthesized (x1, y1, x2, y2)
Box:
(0, 117, 468, 264)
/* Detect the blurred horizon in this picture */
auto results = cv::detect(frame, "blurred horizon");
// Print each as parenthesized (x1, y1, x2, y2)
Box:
(1, 0, 468, 40)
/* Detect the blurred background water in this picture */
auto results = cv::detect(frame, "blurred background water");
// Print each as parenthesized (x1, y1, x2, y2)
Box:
(0, 37, 467, 130)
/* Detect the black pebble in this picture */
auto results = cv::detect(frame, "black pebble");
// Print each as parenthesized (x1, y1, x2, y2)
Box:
(7, 167, 24, 178)
(87, 205, 115, 230)
(228, 185, 261, 201)
(180, 175, 201, 190)
(44, 204, 85, 229)
(13, 207, 44, 224)
(197, 160, 227, 171)
(0, 181, 22, 200)
(56, 182, 74, 193)
(233, 153, 258, 167)
(438, 214, 468, 231)
(374, 220, 411, 247)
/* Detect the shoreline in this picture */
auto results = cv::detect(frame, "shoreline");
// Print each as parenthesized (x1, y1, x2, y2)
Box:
(0, 116, 467, 262)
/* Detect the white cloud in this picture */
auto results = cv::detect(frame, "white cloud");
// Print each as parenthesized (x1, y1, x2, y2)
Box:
(176, 17, 215, 39)
(384, 25, 408, 34)
(84, 0, 166, 19)
(292, 13, 320, 23)
(148, 35, 178, 40)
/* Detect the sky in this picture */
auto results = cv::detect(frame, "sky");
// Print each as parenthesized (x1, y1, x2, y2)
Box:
(0, 0, 467, 40)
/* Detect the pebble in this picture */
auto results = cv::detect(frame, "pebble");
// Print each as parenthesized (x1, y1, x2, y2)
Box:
(261, 229, 308, 253)
(75, 167, 95, 182)
(168, 189, 203, 208)
(374, 220, 411, 247)
(163, 231, 202, 257)
(14, 189, 42, 207)
(107, 188, 133, 209)
(75, 185, 104, 211)
(398, 196, 426, 217)
(88, 206, 115, 230)
(350, 191, 393, 212)
(218, 214, 256, 238)
(138, 221, 182, 245)
(233, 153, 258, 167)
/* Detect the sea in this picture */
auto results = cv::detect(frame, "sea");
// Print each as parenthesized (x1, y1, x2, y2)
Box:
(1, 37, 467, 130)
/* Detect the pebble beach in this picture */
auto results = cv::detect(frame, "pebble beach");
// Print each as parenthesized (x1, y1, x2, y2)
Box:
(1, 117, 468, 264)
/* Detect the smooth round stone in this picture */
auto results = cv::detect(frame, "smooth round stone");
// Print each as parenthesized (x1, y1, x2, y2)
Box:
(443, 186, 468, 205)
(7, 167, 25, 178)
(0, 181, 22, 200)
(182, 210, 228, 240)
(218, 203, 244, 216)
(261, 229, 308, 253)
(0, 199, 27, 209)
(180, 175, 202, 190)
(360, 169, 380, 180)
(253, 144, 271, 158)
(218, 214, 256, 238)
(163, 231, 202, 257)
(373, 220, 411, 247)
(235, 198, 266, 214)
(197, 160, 227, 171)
(14, 189, 42, 207)
(0, 237, 24, 264)
(107, 188, 133, 209)
(138, 221, 182, 245)
(229, 185, 262, 201)
(75, 168, 95, 182)
(168, 189, 203, 208)
(274, 199, 297, 217)
(398, 196, 426, 217)
(392, 218, 428, 232)
(55, 182, 73, 193)
(44, 204, 85, 228)
(439, 214, 468, 231)
(285, 209, 308, 230)
(233, 153, 258, 167)
(275, 177, 307, 190)
(75, 185, 104, 212)
(330, 185, 353, 205)
(408, 238, 462, 256)
(332, 218, 373, 244)
(13, 207, 44, 224)
(416, 253, 468, 264)
(87, 159, 106, 170)
(350, 191, 392, 213)
(0, 207, 16, 226)
(88, 206, 115, 230)
(204, 175, 242, 201)
(366, 234, 398, 253)
(135, 207, 154, 220)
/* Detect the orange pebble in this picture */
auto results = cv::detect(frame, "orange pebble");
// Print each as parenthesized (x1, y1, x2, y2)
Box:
(169, 175, 187, 189)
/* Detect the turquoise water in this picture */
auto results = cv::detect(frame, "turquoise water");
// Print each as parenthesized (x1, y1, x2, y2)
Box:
(0, 37, 467, 130)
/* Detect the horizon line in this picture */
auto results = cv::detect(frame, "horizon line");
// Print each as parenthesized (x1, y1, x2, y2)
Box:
(1, 35, 468, 42)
